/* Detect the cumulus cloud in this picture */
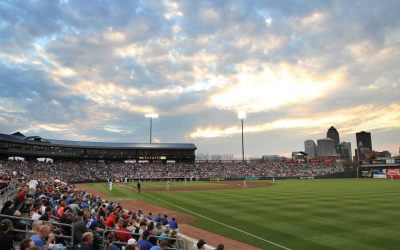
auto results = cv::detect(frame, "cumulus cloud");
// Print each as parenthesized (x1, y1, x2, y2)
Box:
(190, 104, 400, 139)
(0, 0, 399, 156)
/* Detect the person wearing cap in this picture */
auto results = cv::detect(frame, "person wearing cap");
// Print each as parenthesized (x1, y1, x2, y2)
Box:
(123, 238, 137, 250)
(137, 230, 153, 250)
(195, 239, 206, 250)
(127, 238, 137, 246)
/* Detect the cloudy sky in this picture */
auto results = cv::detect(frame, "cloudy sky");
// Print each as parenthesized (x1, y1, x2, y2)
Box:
(0, 0, 399, 158)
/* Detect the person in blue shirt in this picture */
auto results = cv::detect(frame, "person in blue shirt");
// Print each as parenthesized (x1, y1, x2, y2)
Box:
(50, 198, 58, 209)
(145, 212, 152, 220)
(86, 215, 99, 231)
(31, 225, 55, 250)
(161, 215, 168, 226)
(137, 230, 153, 250)
(153, 213, 162, 223)
(168, 217, 178, 231)
(66, 195, 74, 205)
(159, 229, 170, 241)
(80, 199, 89, 209)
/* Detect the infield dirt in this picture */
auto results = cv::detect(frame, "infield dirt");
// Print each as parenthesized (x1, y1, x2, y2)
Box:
(77, 181, 271, 250)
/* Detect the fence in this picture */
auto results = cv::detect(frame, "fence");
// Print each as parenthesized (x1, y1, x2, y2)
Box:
(0, 213, 75, 248)
(1, 181, 18, 206)
(102, 228, 186, 250)
(0, 180, 202, 250)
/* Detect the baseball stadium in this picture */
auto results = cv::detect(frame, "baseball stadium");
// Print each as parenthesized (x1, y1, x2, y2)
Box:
(1, 132, 400, 250)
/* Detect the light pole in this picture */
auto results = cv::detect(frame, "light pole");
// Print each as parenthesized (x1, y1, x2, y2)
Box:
(145, 114, 159, 144)
(238, 111, 246, 162)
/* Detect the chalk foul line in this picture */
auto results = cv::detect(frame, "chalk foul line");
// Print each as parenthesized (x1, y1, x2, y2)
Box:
(140, 191, 292, 250)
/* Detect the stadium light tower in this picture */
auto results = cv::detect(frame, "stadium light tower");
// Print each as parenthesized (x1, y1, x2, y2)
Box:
(238, 111, 247, 162)
(145, 114, 159, 144)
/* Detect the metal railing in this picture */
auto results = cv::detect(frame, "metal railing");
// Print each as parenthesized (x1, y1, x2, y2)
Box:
(103, 228, 185, 250)
(0, 214, 75, 249)
(0, 181, 18, 206)
(0, 180, 186, 250)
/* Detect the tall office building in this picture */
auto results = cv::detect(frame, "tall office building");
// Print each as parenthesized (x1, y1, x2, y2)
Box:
(327, 126, 340, 145)
(338, 142, 352, 161)
(356, 131, 372, 151)
(317, 138, 336, 157)
(304, 140, 318, 158)
(355, 131, 372, 161)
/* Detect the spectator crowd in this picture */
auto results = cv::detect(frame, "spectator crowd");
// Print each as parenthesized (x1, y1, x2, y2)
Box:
(0, 175, 189, 250)
(0, 159, 342, 250)
(0, 160, 342, 184)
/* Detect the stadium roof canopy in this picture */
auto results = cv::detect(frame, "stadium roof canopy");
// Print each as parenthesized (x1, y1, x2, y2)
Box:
(0, 132, 196, 150)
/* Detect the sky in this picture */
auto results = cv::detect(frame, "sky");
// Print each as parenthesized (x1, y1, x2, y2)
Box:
(0, 0, 399, 158)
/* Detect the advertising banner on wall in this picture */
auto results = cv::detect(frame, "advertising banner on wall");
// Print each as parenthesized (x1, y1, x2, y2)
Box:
(372, 168, 387, 179)
(387, 168, 400, 179)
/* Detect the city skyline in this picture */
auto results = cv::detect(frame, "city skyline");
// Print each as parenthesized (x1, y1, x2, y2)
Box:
(0, 0, 399, 158)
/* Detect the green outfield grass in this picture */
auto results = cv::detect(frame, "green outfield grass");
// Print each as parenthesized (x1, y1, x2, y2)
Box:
(82, 179, 400, 250)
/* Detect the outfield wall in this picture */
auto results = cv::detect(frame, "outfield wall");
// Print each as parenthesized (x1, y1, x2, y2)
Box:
(314, 170, 357, 179)
(70, 170, 354, 184)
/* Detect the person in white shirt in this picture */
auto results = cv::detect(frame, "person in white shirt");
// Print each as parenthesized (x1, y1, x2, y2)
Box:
(29, 179, 39, 196)
(109, 180, 113, 191)
(31, 205, 42, 220)
(165, 180, 170, 191)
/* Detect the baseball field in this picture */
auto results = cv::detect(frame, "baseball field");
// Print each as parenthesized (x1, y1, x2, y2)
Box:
(81, 179, 400, 250)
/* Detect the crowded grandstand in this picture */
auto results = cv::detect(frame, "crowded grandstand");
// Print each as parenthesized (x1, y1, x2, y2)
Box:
(0, 160, 342, 184)
(0, 131, 345, 250)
